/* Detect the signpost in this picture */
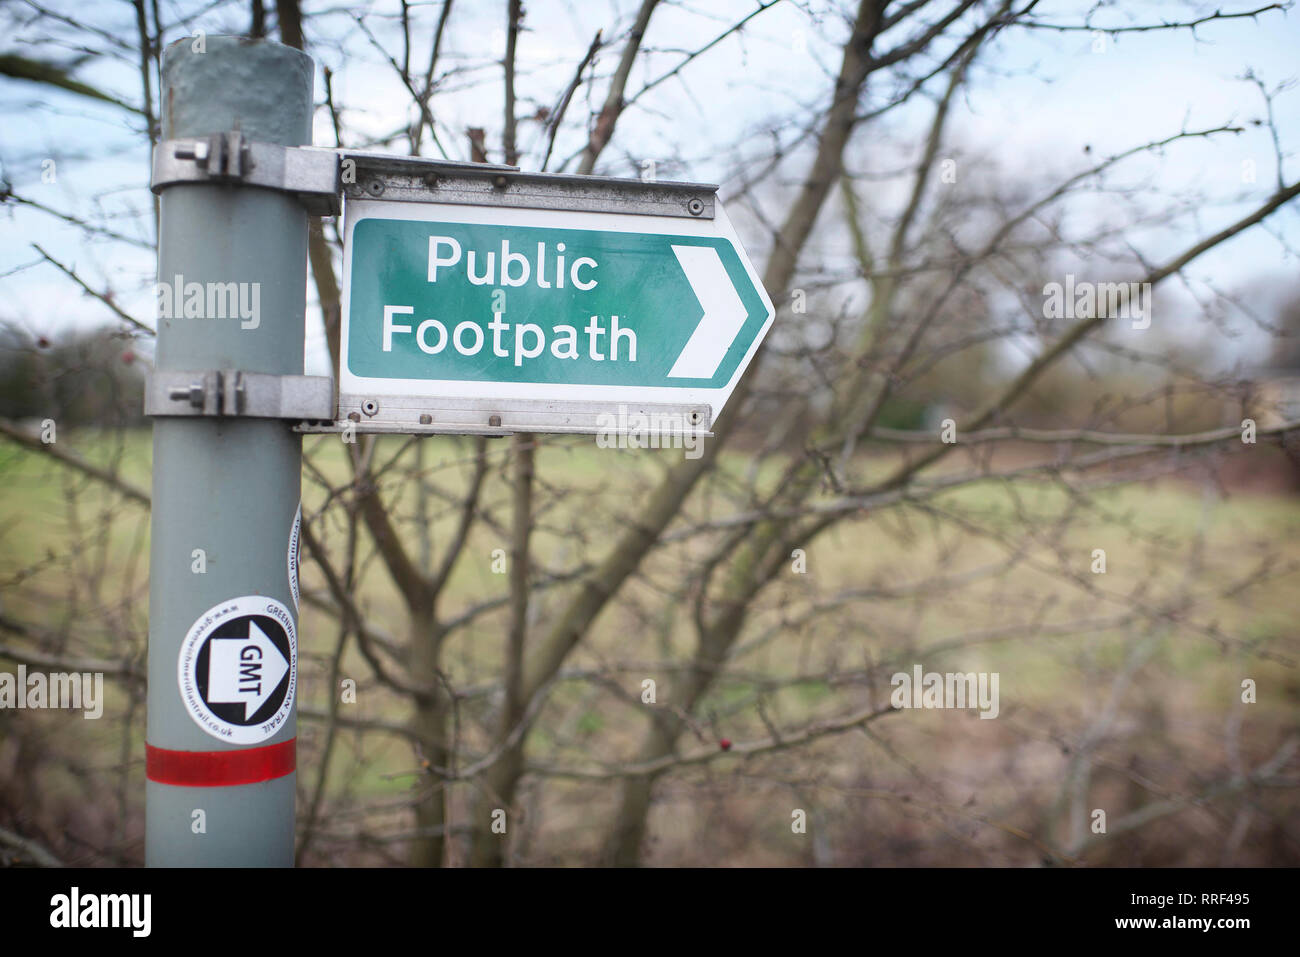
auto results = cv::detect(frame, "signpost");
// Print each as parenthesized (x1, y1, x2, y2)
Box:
(332, 172, 774, 435)
(146, 36, 322, 866)
(144, 36, 774, 867)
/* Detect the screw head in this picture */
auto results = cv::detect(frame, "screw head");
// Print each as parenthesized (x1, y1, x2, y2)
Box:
(687, 198, 704, 216)
(419, 413, 433, 425)
(688, 410, 702, 425)
(366, 179, 385, 196)
(361, 399, 379, 417)
(492, 175, 509, 190)
(488, 414, 502, 427)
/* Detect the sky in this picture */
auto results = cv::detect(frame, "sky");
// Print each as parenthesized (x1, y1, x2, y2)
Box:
(1, 0, 1297, 376)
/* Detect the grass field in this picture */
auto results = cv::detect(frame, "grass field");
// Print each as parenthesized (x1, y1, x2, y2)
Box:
(1, 427, 1297, 865)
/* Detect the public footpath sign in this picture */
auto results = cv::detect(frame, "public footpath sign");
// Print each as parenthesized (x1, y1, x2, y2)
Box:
(338, 187, 774, 435)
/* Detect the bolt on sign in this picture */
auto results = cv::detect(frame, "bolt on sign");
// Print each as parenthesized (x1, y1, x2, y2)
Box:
(335, 165, 775, 435)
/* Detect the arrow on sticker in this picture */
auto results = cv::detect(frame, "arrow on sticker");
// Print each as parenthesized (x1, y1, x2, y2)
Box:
(666, 245, 750, 379)
(207, 621, 289, 719)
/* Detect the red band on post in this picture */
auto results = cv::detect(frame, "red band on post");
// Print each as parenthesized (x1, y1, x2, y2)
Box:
(146, 739, 296, 787)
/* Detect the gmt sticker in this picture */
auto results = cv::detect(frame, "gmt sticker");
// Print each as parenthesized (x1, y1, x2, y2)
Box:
(177, 596, 296, 744)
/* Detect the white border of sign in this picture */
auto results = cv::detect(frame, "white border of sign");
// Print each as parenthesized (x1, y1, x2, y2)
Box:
(339, 198, 774, 419)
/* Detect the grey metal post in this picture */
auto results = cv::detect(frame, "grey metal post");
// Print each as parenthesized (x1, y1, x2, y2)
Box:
(146, 36, 313, 866)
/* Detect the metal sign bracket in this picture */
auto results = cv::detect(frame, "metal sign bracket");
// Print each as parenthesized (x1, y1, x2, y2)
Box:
(151, 134, 720, 221)
(151, 132, 343, 215)
(145, 369, 335, 421)
(293, 394, 713, 438)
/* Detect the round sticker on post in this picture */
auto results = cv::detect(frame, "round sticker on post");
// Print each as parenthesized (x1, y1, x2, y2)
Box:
(288, 503, 301, 611)
(177, 596, 297, 745)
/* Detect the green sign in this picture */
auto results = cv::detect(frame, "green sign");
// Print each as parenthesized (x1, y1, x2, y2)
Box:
(338, 200, 774, 435)
(343, 206, 771, 384)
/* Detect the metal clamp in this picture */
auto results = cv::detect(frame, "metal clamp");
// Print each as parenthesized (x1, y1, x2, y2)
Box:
(146, 370, 335, 420)
(151, 133, 342, 215)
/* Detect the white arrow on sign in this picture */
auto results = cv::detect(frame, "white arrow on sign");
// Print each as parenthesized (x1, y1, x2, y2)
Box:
(666, 244, 750, 379)
(207, 621, 289, 719)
